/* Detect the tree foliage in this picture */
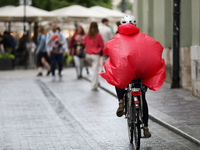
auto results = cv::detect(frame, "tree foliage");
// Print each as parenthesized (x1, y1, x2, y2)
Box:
(0, 0, 112, 10)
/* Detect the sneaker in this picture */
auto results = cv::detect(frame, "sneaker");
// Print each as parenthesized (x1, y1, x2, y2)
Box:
(37, 73, 42, 76)
(91, 88, 98, 91)
(59, 73, 62, 78)
(77, 75, 82, 79)
(52, 76, 55, 81)
(46, 71, 51, 76)
(116, 102, 125, 117)
(143, 128, 151, 138)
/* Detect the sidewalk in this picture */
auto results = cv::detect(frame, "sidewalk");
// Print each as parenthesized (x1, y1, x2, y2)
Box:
(83, 68, 200, 145)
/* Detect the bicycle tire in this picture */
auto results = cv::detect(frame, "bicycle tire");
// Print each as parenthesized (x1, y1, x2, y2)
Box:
(133, 109, 141, 150)
(126, 94, 133, 143)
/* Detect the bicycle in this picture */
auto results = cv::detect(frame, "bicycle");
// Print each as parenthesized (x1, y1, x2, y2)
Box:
(124, 79, 144, 150)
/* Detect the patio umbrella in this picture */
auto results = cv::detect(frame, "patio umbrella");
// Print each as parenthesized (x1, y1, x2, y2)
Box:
(0, 5, 56, 22)
(89, 6, 127, 22)
(51, 5, 106, 22)
(0, 5, 16, 12)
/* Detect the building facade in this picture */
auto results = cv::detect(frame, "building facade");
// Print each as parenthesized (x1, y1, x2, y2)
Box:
(133, 0, 200, 97)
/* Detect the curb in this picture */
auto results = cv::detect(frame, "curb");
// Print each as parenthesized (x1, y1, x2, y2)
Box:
(149, 115, 200, 146)
(83, 76, 200, 146)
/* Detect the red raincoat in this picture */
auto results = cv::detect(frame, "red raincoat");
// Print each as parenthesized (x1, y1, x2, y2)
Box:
(98, 23, 166, 91)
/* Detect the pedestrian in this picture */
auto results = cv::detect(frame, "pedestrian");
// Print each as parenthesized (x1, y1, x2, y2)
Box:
(15, 35, 27, 68)
(68, 24, 89, 74)
(83, 22, 104, 91)
(46, 22, 68, 81)
(57, 26, 68, 76)
(26, 37, 36, 52)
(2, 31, 17, 52)
(2, 31, 17, 68)
(99, 18, 113, 72)
(36, 26, 50, 76)
(115, 21, 121, 34)
(72, 34, 85, 79)
(68, 24, 85, 53)
(0, 35, 5, 52)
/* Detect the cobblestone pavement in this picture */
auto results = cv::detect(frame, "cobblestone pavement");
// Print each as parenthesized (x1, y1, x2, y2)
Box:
(0, 68, 200, 149)
(87, 68, 200, 133)
(147, 84, 200, 132)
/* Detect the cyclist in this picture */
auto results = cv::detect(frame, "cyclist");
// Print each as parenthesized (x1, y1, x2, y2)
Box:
(115, 16, 151, 138)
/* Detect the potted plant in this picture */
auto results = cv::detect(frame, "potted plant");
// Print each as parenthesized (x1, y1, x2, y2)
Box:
(0, 51, 15, 70)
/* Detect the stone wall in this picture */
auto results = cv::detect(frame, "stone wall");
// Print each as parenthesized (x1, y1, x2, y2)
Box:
(162, 47, 192, 89)
(180, 47, 192, 89)
(162, 48, 172, 83)
(191, 46, 200, 97)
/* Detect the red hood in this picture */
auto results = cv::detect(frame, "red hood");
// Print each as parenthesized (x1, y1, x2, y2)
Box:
(118, 23, 140, 35)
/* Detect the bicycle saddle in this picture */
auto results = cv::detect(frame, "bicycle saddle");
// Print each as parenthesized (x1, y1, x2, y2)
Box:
(131, 78, 142, 83)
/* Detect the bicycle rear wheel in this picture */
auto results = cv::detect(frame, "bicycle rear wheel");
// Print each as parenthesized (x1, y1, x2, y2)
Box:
(126, 93, 133, 143)
(133, 109, 141, 150)
(127, 103, 133, 143)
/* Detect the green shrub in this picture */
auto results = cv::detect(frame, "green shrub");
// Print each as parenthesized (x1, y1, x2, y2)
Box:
(0, 52, 15, 59)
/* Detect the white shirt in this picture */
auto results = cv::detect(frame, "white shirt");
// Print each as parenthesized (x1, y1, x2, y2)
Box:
(46, 30, 68, 53)
(99, 24, 113, 45)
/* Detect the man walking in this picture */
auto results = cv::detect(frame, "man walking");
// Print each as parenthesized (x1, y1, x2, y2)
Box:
(46, 22, 68, 80)
(99, 18, 113, 72)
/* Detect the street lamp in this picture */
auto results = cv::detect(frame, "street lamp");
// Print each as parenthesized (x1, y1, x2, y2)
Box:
(19, 0, 32, 35)
(122, 0, 126, 13)
(171, 0, 180, 88)
(23, 0, 26, 35)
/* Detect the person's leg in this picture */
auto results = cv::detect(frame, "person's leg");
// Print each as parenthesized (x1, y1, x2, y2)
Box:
(37, 53, 43, 76)
(38, 67, 43, 74)
(91, 54, 100, 90)
(41, 57, 50, 71)
(99, 49, 104, 72)
(99, 56, 104, 72)
(57, 53, 63, 76)
(50, 52, 56, 77)
(73, 55, 80, 77)
(115, 87, 125, 117)
(85, 60, 89, 74)
(80, 58, 84, 77)
(115, 87, 125, 102)
(141, 91, 151, 138)
(142, 91, 148, 127)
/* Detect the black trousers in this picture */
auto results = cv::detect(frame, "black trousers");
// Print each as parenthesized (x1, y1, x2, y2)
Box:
(115, 87, 149, 127)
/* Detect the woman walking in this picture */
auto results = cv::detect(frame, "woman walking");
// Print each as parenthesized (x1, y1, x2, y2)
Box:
(36, 26, 50, 76)
(69, 24, 85, 52)
(83, 22, 104, 91)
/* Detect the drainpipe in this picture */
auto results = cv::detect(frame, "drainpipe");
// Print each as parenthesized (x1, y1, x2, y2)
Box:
(171, 0, 180, 88)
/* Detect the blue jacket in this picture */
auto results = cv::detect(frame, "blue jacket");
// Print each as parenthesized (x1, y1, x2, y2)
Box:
(36, 34, 46, 54)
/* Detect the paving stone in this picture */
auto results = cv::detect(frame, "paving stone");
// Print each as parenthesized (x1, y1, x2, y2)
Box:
(0, 69, 199, 149)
